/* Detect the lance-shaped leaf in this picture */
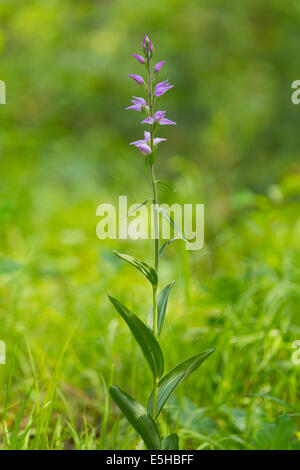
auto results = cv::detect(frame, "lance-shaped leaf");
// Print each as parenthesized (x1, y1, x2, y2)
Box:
(162, 433, 179, 450)
(158, 207, 191, 246)
(148, 281, 175, 335)
(114, 251, 157, 286)
(108, 296, 164, 378)
(109, 386, 161, 450)
(147, 349, 215, 418)
(155, 179, 176, 192)
(121, 198, 152, 220)
(159, 236, 181, 261)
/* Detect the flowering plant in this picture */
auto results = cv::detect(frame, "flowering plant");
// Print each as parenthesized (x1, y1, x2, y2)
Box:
(108, 34, 215, 450)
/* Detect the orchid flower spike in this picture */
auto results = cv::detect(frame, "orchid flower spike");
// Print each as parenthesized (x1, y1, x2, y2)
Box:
(141, 110, 176, 126)
(128, 35, 176, 158)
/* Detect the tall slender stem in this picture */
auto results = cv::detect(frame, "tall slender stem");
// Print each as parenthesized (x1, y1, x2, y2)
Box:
(147, 52, 159, 420)
(151, 163, 159, 336)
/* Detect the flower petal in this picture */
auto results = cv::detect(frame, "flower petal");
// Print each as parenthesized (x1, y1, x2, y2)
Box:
(136, 143, 152, 155)
(141, 117, 154, 124)
(153, 137, 167, 145)
(144, 131, 151, 142)
(132, 96, 146, 106)
(129, 139, 146, 146)
(153, 111, 166, 121)
(159, 118, 176, 125)
(126, 104, 142, 111)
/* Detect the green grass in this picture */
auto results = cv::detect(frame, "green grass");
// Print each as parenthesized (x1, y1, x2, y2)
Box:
(1, 0, 300, 449)
(0, 168, 299, 450)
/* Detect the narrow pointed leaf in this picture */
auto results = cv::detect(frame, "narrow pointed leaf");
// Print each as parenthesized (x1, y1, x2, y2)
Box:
(155, 180, 176, 192)
(148, 281, 175, 335)
(121, 198, 152, 220)
(157, 281, 175, 335)
(109, 386, 161, 450)
(158, 236, 181, 260)
(158, 208, 191, 246)
(162, 433, 179, 450)
(114, 251, 157, 286)
(108, 296, 164, 378)
(148, 349, 215, 418)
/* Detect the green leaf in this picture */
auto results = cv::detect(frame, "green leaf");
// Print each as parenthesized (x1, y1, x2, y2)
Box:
(256, 415, 296, 450)
(158, 236, 181, 261)
(109, 386, 161, 450)
(158, 208, 191, 246)
(162, 433, 179, 450)
(114, 251, 157, 286)
(108, 296, 164, 378)
(148, 281, 175, 335)
(148, 349, 215, 418)
(155, 180, 176, 192)
(121, 198, 153, 220)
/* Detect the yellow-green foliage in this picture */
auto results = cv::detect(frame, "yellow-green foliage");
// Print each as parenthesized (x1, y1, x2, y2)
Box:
(0, 0, 299, 450)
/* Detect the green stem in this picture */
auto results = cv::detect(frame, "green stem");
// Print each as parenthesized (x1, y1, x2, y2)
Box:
(152, 377, 159, 421)
(147, 53, 160, 420)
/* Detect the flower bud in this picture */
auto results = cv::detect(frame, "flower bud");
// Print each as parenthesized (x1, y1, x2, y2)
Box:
(142, 34, 154, 53)
(132, 54, 145, 64)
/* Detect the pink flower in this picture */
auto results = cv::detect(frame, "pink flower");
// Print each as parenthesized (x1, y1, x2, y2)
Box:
(130, 131, 167, 155)
(141, 111, 176, 126)
(154, 61, 166, 73)
(128, 74, 144, 85)
(126, 96, 149, 112)
(154, 80, 173, 97)
(132, 54, 145, 64)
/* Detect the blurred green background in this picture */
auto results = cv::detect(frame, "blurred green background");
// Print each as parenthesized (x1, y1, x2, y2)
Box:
(0, 0, 299, 450)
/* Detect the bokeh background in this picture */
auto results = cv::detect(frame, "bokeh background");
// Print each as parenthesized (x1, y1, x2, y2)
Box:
(0, 0, 299, 449)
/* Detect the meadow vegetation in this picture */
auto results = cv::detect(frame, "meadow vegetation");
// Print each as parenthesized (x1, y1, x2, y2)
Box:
(0, 0, 299, 450)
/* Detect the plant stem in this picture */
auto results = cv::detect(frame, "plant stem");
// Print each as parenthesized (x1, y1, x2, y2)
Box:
(152, 377, 159, 421)
(151, 163, 159, 420)
(147, 53, 160, 420)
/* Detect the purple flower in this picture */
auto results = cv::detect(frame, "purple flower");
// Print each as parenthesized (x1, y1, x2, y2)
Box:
(132, 54, 145, 64)
(154, 61, 166, 73)
(126, 96, 149, 112)
(133, 143, 152, 155)
(154, 80, 173, 97)
(130, 131, 167, 155)
(142, 34, 154, 52)
(128, 74, 144, 85)
(141, 111, 176, 126)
